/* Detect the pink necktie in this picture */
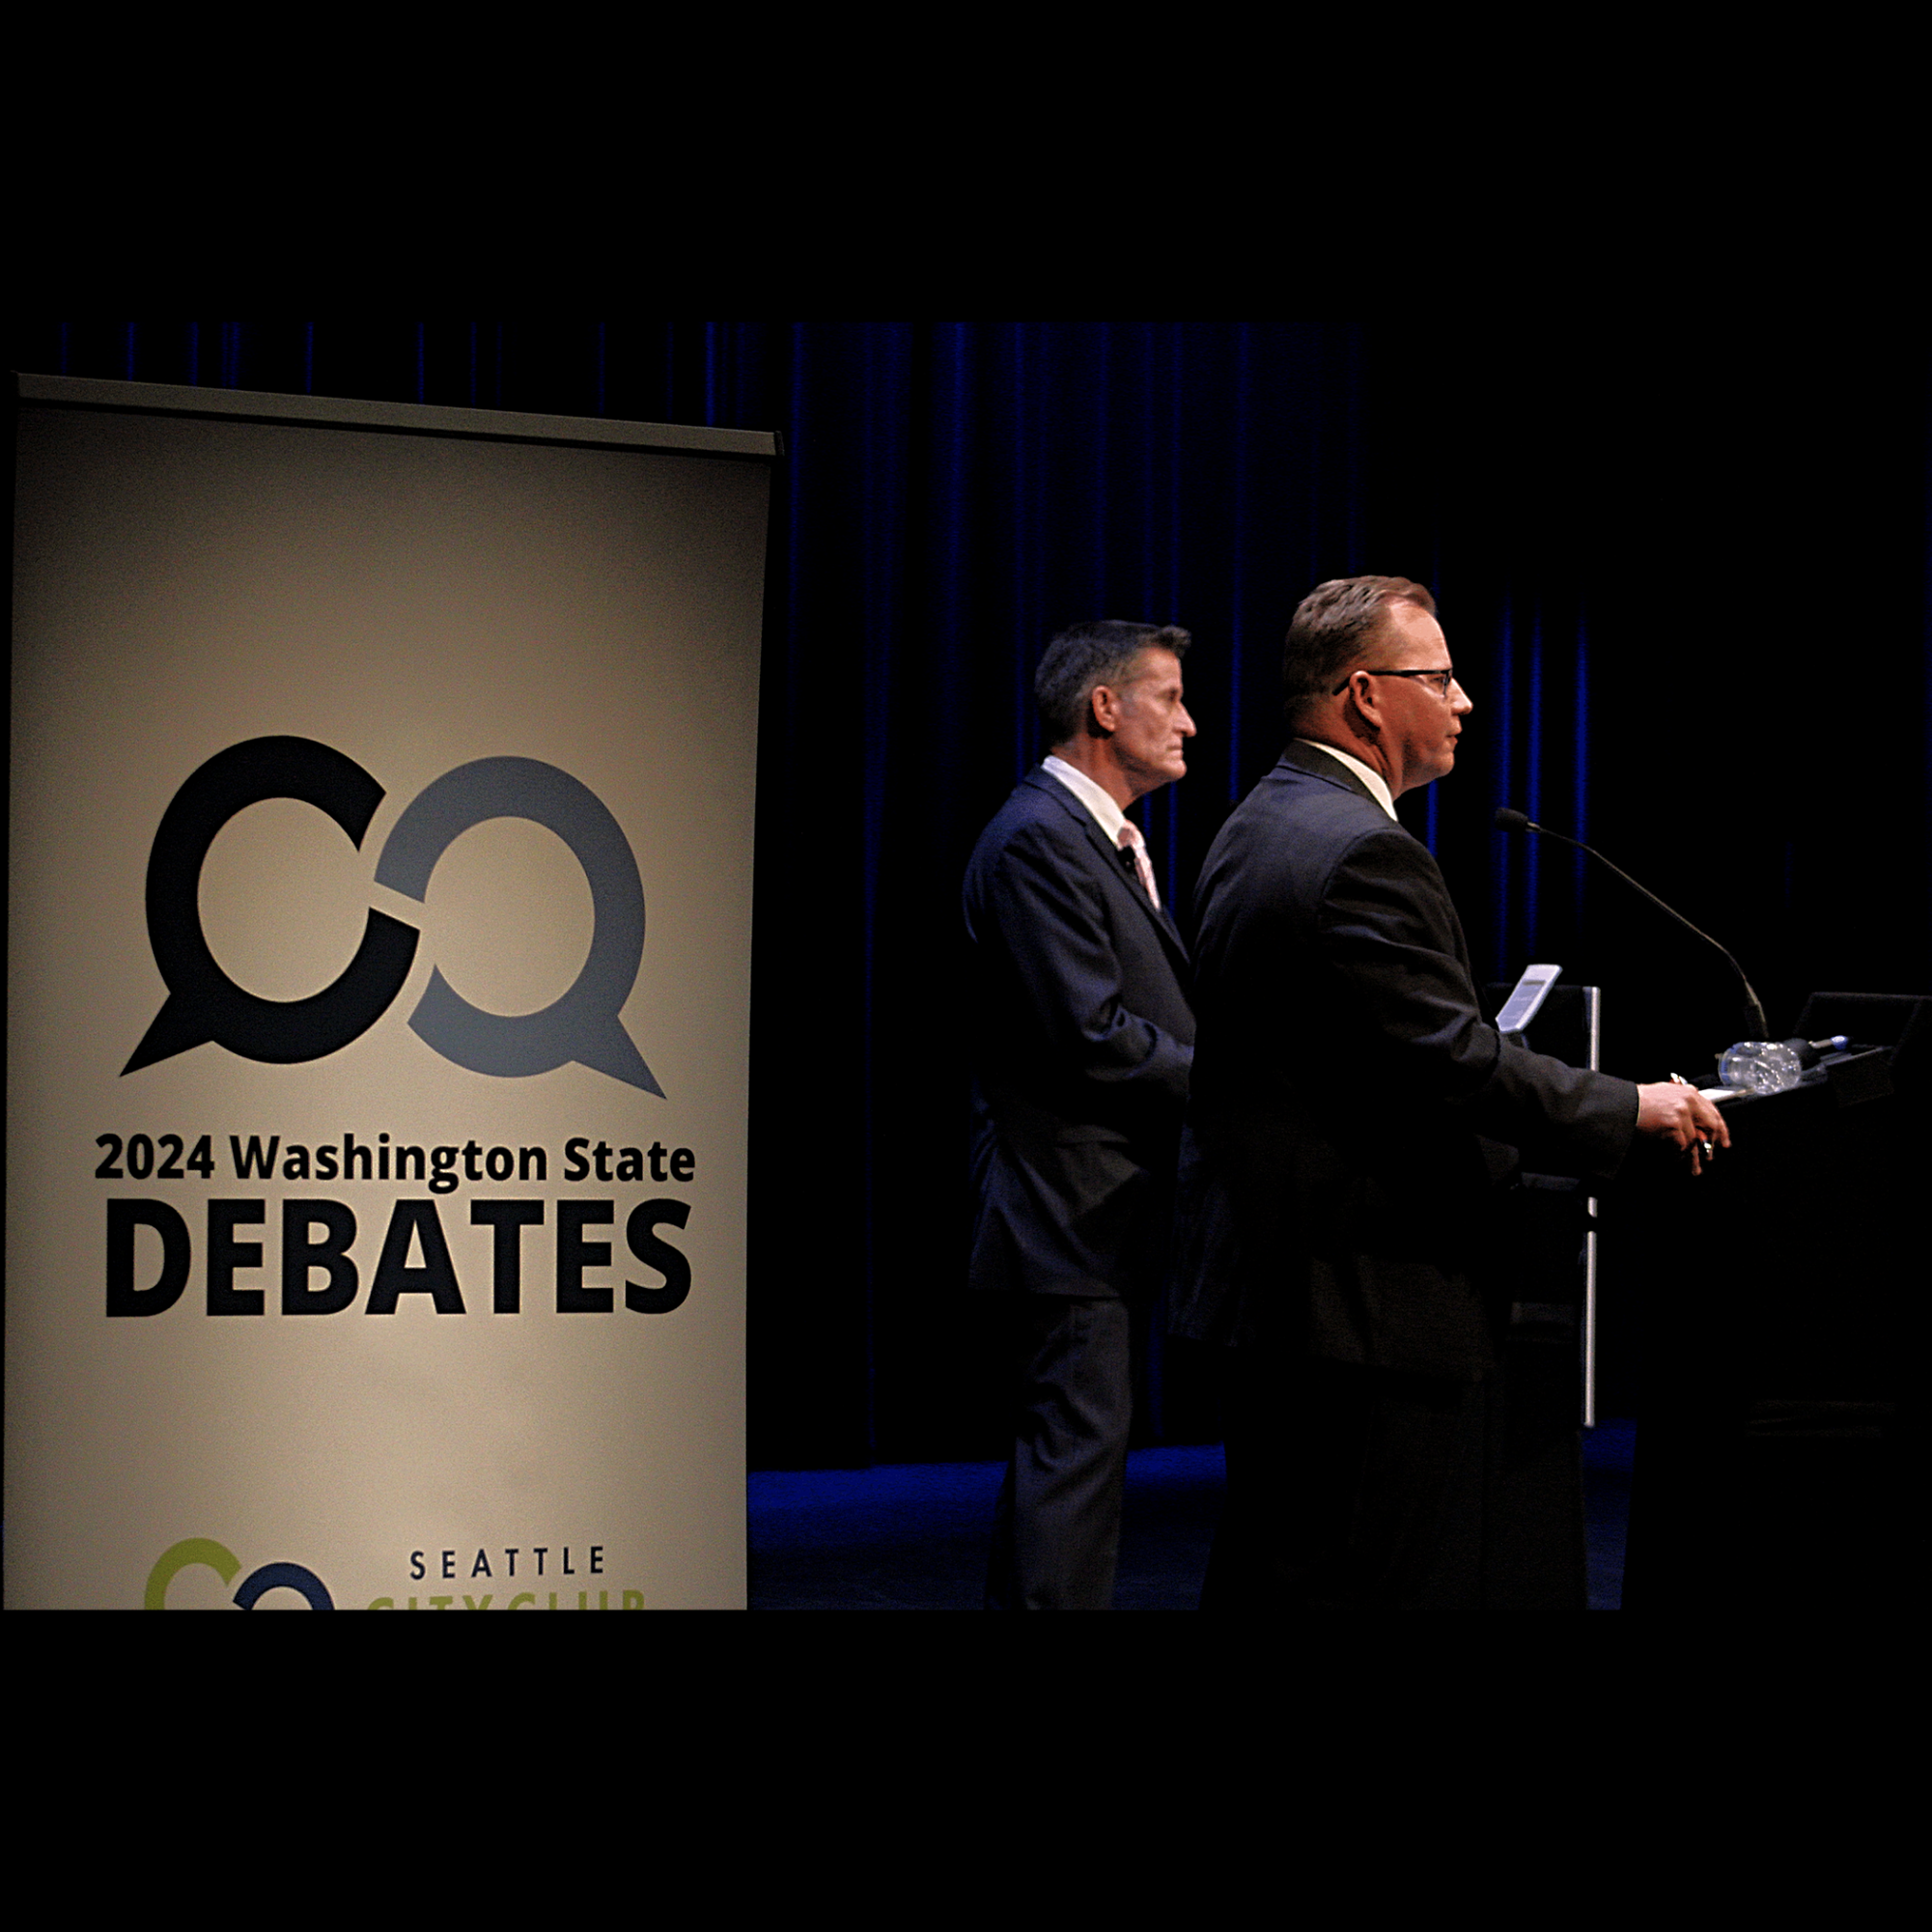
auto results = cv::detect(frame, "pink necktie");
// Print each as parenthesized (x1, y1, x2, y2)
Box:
(1118, 823, 1161, 910)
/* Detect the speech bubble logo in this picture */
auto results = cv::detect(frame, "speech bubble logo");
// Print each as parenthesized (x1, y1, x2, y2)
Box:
(374, 757, 662, 1095)
(144, 1541, 336, 1609)
(124, 738, 420, 1075)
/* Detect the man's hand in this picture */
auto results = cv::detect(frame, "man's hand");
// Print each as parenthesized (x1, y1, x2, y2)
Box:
(1635, 1081, 1732, 1176)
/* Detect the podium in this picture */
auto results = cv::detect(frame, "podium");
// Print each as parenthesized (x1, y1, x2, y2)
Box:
(1414, 986, 1918, 1611)
(1618, 994, 1922, 1610)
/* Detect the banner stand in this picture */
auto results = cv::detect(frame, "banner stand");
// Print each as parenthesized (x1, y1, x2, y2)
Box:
(9, 373, 775, 1609)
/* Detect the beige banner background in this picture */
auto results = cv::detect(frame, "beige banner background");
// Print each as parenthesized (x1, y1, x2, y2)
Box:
(8, 383, 770, 1608)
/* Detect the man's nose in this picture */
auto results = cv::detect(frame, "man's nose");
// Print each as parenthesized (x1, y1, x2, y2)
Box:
(1178, 706, 1196, 737)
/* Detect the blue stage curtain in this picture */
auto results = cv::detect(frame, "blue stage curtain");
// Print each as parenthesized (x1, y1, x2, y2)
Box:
(15, 322, 1929, 1463)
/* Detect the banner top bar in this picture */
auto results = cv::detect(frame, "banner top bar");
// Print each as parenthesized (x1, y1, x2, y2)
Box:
(14, 371, 782, 461)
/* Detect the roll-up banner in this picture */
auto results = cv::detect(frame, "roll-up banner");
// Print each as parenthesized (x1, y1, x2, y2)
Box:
(9, 375, 775, 1609)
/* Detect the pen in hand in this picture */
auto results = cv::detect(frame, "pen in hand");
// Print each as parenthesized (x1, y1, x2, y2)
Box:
(1671, 1071, 1715, 1162)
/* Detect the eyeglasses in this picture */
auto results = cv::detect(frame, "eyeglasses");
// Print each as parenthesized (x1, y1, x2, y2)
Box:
(1332, 667, 1463, 699)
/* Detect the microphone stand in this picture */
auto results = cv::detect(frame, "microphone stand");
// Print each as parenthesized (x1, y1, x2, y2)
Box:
(1494, 808, 1769, 1039)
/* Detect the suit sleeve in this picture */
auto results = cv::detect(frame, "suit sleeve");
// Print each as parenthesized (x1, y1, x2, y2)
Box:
(972, 821, 1191, 1110)
(1317, 825, 1637, 1178)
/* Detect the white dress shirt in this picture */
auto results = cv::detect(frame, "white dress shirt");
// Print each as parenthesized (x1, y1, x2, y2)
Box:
(1043, 754, 1161, 908)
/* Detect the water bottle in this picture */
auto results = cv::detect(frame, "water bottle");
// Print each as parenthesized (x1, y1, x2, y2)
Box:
(1716, 1041, 1803, 1094)
(1781, 1033, 1850, 1069)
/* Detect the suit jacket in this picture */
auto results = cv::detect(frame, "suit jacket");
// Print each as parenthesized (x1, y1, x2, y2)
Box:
(964, 767, 1194, 1299)
(1172, 742, 1637, 1376)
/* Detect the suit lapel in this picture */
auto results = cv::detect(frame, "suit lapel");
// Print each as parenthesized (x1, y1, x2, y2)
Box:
(1023, 769, 1190, 966)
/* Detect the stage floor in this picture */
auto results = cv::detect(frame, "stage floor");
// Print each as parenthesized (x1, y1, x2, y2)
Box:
(748, 1424, 1636, 1610)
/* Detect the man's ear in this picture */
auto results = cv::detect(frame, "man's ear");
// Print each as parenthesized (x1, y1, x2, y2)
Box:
(1085, 683, 1119, 737)
(1339, 672, 1379, 736)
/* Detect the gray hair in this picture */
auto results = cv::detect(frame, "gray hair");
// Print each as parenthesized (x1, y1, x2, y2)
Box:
(1035, 620, 1192, 744)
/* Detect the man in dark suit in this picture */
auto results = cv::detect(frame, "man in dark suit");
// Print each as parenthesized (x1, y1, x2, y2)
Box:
(965, 619, 1197, 1610)
(1175, 575, 1727, 1610)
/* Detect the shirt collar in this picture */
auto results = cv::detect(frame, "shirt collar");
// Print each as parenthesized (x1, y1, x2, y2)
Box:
(1293, 739, 1397, 821)
(1042, 754, 1134, 843)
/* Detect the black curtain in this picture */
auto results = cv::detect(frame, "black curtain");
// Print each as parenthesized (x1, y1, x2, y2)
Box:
(14, 322, 1929, 1463)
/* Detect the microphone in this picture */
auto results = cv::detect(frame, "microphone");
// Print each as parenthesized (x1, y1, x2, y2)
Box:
(1494, 807, 1768, 1038)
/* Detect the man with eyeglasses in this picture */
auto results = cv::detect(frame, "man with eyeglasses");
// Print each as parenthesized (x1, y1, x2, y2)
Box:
(1171, 575, 1726, 1610)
